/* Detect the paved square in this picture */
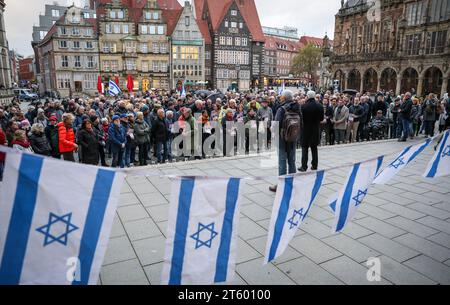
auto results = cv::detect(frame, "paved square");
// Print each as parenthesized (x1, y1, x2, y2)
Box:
(100, 139, 450, 285)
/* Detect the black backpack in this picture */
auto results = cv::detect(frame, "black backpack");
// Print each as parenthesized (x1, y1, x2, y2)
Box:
(281, 106, 302, 143)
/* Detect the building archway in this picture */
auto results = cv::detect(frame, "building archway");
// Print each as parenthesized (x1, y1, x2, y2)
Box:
(380, 68, 397, 92)
(347, 69, 361, 91)
(334, 69, 345, 91)
(363, 68, 378, 93)
(401, 68, 418, 94)
(423, 67, 443, 96)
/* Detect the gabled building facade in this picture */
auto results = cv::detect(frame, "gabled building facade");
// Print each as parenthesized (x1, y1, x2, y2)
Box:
(169, 1, 205, 90)
(96, 0, 174, 92)
(193, 0, 265, 92)
(37, 6, 100, 98)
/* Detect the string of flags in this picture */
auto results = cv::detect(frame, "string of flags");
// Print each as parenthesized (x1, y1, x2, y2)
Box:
(0, 130, 448, 285)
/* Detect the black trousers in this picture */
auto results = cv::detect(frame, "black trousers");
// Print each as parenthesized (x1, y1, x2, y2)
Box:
(301, 145, 318, 170)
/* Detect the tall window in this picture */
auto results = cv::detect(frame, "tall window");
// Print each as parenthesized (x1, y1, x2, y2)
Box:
(86, 41, 93, 49)
(142, 61, 149, 72)
(226, 37, 233, 46)
(406, 1, 424, 26)
(72, 27, 80, 36)
(350, 26, 357, 54)
(52, 9, 60, 18)
(219, 36, 226, 45)
(380, 21, 391, 52)
(59, 40, 68, 48)
(73, 41, 80, 49)
(429, 0, 450, 22)
(123, 24, 129, 34)
(185, 16, 190, 26)
(74, 56, 81, 68)
(362, 23, 374, 53)
(405, 34, 422, 55)
(425, 30, 447, 54)
(61, 55, 68, 68)
(153, 42, 159, 53)
(87, 56, 94, 68)
(141, 43, 148, 53)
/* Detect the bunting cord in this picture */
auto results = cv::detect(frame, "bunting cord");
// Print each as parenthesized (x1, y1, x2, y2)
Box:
(0, 132, 444, 181)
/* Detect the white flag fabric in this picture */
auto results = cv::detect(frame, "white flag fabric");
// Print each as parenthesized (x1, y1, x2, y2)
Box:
(424, 130, 450, 178)
(108, 80, 121, 96)
(0, 150, 125, 285)
(373, 139, 432, 185)
(329, 156, 384, 233)
(265, 171, 325, 263)
(162, 177, 244, 285)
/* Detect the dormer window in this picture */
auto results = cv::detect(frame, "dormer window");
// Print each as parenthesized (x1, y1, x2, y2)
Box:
(231, 10, 237, 16)
(145, 12, 151, 20)
(117, 10, 124, 19)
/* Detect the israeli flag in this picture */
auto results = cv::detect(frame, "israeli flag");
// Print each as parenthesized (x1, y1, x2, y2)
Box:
(162, 177, 244, 285)
(108, 80, 121, 97)
(329, 156, 384, 233)
(424, 130, 450, 178)
(265, 171, 325, 263)
(373, 139, 432, 185)
(0, 150, 125, 285)
(278, 81, 285, 95)
(180, 80, 186, 98)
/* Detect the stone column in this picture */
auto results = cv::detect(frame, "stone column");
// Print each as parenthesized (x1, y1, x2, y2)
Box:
(442, 77, 448, 97)
(360, 77, 364, 93)
(417, 77, 424, 97)
(396, 75, 401, 96)
(377, 76, 381, 92)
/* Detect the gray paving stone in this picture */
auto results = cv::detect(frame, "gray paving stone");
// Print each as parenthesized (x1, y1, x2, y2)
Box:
(427, 232, 450, 249)
(433, 202, 450, 213)
(241, 204, 271, 222)
(404, 255, 450, 284)
(146, 204, 170, 222)
(277, 257, 343, 285)
(355, 217, 407, 239)
(300, 217, 335, 239)
(236, 258, 296, 285)
(358, 234, 419, 262)
(289, 234, 342, 264)
(118, 192, 140, 207)
(238, 217, 267, 240)
(246, 235, 302, 265)
(320, 256, 390, 285)
(378, 203, 426, 220)
(123, 218, 163, 241)
(385, 216, 439, 238)
(110, 215, 126, 238)
(236, 238, 263, 264)
(101, 259, 149, 285)
(137, 192, 168, 207)
(243, 192, 275, 207)
(117, 205, 149, 223)
(375, 255, 435, 285)
(132, 235, 166, 266)
(156, 220, 168, 237)
(130, 182, 158, 195)
(408, 202, 450, 220)
(358, 204, 397, 220)
(103, 236, 136, 266)
(143, 262, 164, 285)
(417, 216, 450, 235)
(397, 192, 440, 205)
(393, 233, 450, 262)
(322, 234, 380, 263)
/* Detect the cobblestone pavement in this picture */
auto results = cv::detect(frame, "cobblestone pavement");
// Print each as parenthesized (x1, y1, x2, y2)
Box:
(99, 138, 450, 285)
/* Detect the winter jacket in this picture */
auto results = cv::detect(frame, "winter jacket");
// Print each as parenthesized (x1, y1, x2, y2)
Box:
(400, 98, 413, 120)
(422, 99, 437, 121)
(77, 128, 99, 165)
(333, 105, 349, 130)
(257, 106, 273, 127)
(152, 117, 169, 143)
(57, 122, 76, 153)
(134, 120, 151, 145)
(45, 124, 60, 156)
(349, 104, 364, 123)
(29, 132, 51, 156)
(12, 140, 33, 153)
(108, 124, 127, 147)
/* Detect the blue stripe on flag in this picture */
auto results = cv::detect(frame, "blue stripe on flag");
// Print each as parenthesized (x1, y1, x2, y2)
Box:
(214, 178, 240, 283)
(335, 163, 360, 232)
(268, 177, 294, 262)
(303, 171, 325, 219)
(376, 156, 384, 175)
(0, 154, 44, 284)
(426, 131, 449, 178)
(408, 138, 432, 163)
(169, 178, 195, 285)
(73, 169, 115, 285)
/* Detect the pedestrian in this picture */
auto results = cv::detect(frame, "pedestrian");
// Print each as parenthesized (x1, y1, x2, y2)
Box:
(422, 93, 437, 138)
(11, 130, 32, 153)
(270, 90, 302, 193)
(152, 108, 169, 164)
(57, 113, 78, 162)
(29, 123, 51, 156)
(333, 98, 349, 144)
(45, 116, 61, 159)
(77, 119, 100, 165)
(108, 115, 127, 168)
(134, 111, 151, 166)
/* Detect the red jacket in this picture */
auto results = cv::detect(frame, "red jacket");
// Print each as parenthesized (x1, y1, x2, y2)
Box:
(0, 128, 5, 162)
(57, 122, 76, 153)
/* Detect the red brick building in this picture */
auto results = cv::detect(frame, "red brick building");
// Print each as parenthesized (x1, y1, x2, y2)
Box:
(19, 57, 35, 86)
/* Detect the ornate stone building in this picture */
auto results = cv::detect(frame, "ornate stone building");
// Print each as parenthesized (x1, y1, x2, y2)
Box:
(96, 0, 176, 92)
(331, 0, 450, 97)
(193, 0, 265, 92)
(37, 6, 100, 98)
(168, 1, 205, 90)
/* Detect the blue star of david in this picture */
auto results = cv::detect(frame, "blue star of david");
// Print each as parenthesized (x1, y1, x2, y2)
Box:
(287, 208, 305, 230)
(352, 189, 368, 207)
(190, 222, 218, 249)
(442, 145, 450, 158)
(389, 157, 405, 169)
(36, 212, 79, 247)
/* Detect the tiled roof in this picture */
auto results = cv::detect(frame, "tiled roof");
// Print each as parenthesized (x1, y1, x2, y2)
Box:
(264, 35, 302, 52)
(163, 8, 183, 36)
(299, 36, 333, 48)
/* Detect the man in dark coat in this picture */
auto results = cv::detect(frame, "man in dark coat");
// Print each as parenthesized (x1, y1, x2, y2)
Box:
(299, 91, 324, 172)
(151, 109, 169, 164)
(77, 119, 99, 165)
(399, 92, 413, 142)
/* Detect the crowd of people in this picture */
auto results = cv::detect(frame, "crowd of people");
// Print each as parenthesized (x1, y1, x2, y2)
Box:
(0, 87, 449, 183)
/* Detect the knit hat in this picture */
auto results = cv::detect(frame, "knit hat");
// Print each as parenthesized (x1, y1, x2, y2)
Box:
(112, 115, 120, 121)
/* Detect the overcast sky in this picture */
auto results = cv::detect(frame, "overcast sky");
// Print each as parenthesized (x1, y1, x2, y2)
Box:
(4, 0, 340, 57)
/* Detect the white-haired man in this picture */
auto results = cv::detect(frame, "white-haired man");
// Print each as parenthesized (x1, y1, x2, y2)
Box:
(269, 90, 302, 192)
(299, 91, 324, 172)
